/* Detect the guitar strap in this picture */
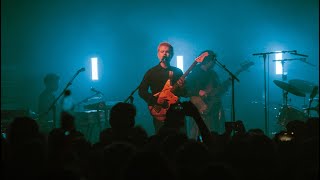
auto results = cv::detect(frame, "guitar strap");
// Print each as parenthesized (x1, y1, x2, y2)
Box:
(168, 71, 173, 85)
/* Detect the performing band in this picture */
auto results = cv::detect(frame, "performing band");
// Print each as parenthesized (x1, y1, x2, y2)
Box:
(3, 42, 318, 141)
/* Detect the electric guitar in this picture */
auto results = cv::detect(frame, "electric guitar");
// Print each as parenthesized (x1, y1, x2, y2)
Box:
(149, 52, 209, 121)
(190, 61, 254, 114)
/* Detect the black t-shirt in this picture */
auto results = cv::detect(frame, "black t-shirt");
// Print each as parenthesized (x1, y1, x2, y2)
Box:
(139, 64, 186, 105)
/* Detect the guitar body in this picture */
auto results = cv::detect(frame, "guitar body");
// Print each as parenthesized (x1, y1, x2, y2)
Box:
(156, 79, 179, 104)
(148, 105, 168, 121)
(190, 96, 208, 114)
(148, 79, 179, 121)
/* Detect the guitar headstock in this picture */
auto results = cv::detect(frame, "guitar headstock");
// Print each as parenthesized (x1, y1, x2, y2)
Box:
(239, 61, 254, 72)
(195, 52, 209, 63)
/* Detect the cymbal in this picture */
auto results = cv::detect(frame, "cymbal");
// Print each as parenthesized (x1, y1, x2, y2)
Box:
(273, 80, 306, 97)
(288, 79, 315, 94)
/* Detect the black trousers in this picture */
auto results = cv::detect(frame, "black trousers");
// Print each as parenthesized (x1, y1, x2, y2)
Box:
(153, 118, 187, 135)
(153, 118, 165, 134)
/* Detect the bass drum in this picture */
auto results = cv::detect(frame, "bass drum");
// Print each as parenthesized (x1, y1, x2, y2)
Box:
(277, 105, 307, 127)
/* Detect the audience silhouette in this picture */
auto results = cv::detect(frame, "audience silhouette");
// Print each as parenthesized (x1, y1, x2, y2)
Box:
(1, 101, 319, 180)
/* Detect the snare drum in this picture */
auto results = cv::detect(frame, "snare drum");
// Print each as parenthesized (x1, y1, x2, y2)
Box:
(277, 105, 307, 127)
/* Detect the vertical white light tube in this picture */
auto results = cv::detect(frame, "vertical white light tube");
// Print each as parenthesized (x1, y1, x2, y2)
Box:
(91, 57, 98, 80)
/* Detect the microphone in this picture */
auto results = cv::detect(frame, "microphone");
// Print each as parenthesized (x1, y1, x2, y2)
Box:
(162, 56, 167, 61)
(284, 50, 297, 53)
(290, 52, 308, 57)
(78, 67, 86, 72)
(91, 87, 103, 94)
(159, 56, 167, 64)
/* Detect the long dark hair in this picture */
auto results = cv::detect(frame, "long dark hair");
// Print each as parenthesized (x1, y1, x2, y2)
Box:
(200, 50, 217, 65)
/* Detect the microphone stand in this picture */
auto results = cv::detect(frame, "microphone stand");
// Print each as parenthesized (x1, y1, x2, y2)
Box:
(307, 98, 314, 117)
(307, 86, 319, 117)
(272, 58, 291, 105)
(215, 59, 239, 123)
(46, 69, 84, 128)
(124, 85, 140, 104)
(252, 50, 296, 136)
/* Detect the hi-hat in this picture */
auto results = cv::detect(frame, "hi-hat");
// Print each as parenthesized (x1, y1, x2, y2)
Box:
(288, 79, 315, 94)
(273, 80, 306, 97)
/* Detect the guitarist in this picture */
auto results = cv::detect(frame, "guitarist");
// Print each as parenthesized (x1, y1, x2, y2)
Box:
(186, 50, 253, 139)
(138, 42, 187, 134)
(186, 50, 233, 138)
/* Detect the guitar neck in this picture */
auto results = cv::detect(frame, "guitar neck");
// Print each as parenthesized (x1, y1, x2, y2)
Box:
(234, 61, 253, 77)
(207, 67, 246, 95)
(172, 60, 198, 92)
(182, 60, 198, 79)
(234, 69, 242, 77)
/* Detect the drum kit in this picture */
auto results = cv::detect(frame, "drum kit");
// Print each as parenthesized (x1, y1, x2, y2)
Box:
(273, 79, 319, 127)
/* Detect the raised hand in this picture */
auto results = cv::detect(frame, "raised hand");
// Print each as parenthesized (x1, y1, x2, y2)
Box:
(181, 101, 201, 118)
(157, 97, 169, 108)
(177, 78, 185, 87)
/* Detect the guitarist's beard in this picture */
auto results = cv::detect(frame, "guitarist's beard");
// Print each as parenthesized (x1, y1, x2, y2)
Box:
(163, 58, 171, 63)
(160, 60, 171, 68)
(160, 56, 171, 64)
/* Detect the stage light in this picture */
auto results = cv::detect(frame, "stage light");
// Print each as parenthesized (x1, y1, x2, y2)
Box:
(91, 57, 98, 80)
(275, 53, 283, 75)
(177, 56, 184, 72)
